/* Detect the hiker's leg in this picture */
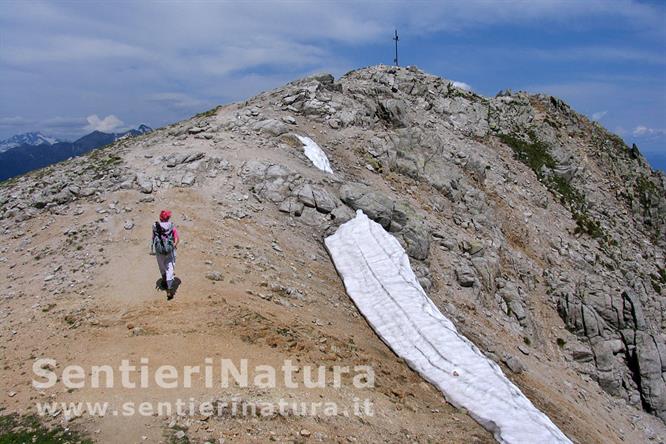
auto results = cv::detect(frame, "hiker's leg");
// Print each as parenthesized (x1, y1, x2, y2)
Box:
(156, 254, 167, 274)
(156, 255, 167, 286)
(165, 256, 175, 289)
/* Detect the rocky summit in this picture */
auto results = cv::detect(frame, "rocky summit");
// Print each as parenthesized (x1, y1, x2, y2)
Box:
(0, 65, 664, 443)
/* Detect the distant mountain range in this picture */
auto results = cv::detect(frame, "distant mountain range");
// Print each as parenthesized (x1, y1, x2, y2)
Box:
(0, 125, 152, 181)
(0, 132, 63, 152)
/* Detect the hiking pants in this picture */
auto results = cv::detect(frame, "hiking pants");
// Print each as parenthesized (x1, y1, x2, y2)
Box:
(156, 252, 176, 289)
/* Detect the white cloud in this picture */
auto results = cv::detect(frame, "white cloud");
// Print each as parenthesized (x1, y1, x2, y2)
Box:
(591, 110, 607, 121)
(452, 81, 473, 91)
(85, 114, 124, 133)
(0, 116, 35, 128)
(148, 93, 208, 110)
(525, 46, 666, 64)
(633, 125, 666, 137)
(0, 36, 150, 65)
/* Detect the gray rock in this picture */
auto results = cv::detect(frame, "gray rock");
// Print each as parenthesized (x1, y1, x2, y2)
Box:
(206, 271, 224, 281)
(181, 173, 196, 186)
(330, 205, 355, 224)
(635, 331, 666, 420)
(502, 354, 526, 374)
(377, 99, 408, 127)
(278, 197, 304, 216)
(339, 183, 394, 229)
(251, 119, 289, 137)
(295, 184, 316, 207)
(401, 224, 430, 260)
(471, 257, 498, 292)
(311, 186, 338, 214)
(572, 345, 594, 363)
(137, 176, 153, 194)
(456, 265, 476, 287)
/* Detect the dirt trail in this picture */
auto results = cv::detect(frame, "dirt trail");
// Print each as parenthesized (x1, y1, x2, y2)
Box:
(1, 186, 495, 443)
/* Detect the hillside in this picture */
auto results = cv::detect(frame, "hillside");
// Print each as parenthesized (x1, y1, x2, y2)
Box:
(0, 65, 664, 443)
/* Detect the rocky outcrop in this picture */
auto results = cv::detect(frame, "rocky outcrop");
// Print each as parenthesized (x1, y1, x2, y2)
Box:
(339, 183, 430, 260)
(556, 278, 666, 420)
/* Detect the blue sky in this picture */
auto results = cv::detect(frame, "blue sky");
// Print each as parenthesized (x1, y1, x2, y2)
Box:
(1, 0, 665, 169)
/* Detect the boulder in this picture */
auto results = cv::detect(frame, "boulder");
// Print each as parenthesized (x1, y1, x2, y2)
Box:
(279, 197, 304, 216)
(456, 265, 476, 288)
(137, 176, 153, 194)
(377, 99, 408, 128)
(295, 184, 316, 207)
(311, 187, 338, 214)
(635, 331, 666, 420)
(251, 119, 289, 137)
(206, 271, 224, 281)
(401, 224, 430, 260)
(502, 354, 526, 374)
(330, 205, 355, 224)
(471, 257, 498, 292)
(181, 173, 196, 186)
(339, 183, 394, 229)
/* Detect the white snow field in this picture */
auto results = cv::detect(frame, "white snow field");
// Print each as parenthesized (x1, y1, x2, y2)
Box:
(296, 135, 333, 173)
(325, 210, 571, 444)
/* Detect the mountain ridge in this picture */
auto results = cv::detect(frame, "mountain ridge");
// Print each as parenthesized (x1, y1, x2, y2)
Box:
(0, 65, 664, 443)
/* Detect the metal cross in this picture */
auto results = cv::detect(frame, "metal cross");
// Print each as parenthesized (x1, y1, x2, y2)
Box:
(393, 29, 399, 66)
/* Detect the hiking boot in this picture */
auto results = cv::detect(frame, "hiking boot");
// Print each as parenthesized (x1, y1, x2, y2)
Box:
(160, 274, 167, 290)
(166, 288, 174, 300)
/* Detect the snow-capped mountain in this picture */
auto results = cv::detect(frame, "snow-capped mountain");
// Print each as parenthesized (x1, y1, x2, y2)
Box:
(0, 132, 62, 152)
(116, 124, 153, 141)
(0, 124, 153, 180)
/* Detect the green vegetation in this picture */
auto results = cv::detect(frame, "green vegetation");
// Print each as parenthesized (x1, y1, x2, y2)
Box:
(365, 155, 384, 173)
(0, 410, 92, 444)
(636, 175, 659, 210)
(499, 132, 609, 242)
(446, 82, 468, 98)
(193, 105, 221, 119)
(556, 338, 566, 348)
(498, 133, 556, 173)
(573, 211, 605, 239)
(98, 154, 122, 166)
(0, 176, 18, 188)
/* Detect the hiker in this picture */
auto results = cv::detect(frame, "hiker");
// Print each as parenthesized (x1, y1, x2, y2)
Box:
(151, 210, 180, 299)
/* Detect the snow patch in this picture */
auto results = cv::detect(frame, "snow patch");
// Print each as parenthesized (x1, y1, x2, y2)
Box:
(325, 210, 571, 444)
(296, 135, 333, 173)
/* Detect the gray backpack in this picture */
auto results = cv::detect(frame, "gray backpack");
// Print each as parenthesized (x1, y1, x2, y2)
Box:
(152, 222, 174, 255)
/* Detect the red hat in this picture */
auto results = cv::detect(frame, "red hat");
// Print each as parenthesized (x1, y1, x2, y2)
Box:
(159, 210, 172, 222)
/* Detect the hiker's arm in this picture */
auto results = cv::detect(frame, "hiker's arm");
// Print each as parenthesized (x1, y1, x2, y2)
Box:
(173, 227, 180, 247)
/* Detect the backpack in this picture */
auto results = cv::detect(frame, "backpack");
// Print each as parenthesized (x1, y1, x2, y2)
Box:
(152, 221, 175, 255)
